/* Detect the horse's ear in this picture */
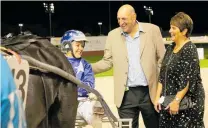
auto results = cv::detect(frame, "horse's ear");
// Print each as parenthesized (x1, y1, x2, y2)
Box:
(1, 35, 16, 46)
(1, 34, 41, 50)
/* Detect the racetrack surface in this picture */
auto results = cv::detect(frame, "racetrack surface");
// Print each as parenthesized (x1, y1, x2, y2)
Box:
(78, 68, 208, 128)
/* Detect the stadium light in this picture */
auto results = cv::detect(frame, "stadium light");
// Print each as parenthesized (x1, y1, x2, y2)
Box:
(144, 5, 153, 23)
(98, 22, 102, 35)
(18, 23, 24, 34)
(43, 2, 55, 37)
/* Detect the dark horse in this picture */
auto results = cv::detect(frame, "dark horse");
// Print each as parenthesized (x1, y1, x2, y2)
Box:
(2, 34, 78, 128)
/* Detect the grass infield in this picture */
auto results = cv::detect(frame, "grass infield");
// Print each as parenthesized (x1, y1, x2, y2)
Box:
(83, 54, 208, 77)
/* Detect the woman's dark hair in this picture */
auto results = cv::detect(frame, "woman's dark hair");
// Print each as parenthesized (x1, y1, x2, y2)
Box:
(170, 12, 193, 37)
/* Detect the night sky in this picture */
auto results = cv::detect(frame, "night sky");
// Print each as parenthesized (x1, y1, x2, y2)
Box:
(1, 1, 208, 37)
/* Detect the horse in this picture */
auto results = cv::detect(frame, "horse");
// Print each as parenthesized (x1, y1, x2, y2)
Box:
(2, 34, 78, 128)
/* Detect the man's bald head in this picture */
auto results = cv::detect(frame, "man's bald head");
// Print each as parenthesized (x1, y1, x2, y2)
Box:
(117, 4, 137, 33)
(117, 4, 136, 15)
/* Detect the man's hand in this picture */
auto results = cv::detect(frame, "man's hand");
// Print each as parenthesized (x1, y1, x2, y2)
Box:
(154, 97, 162, 113)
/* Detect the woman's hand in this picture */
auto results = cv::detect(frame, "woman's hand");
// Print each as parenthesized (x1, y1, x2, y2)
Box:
(165, 100, 180, 115)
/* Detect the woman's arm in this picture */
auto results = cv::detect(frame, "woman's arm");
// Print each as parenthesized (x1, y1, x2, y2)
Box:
(174, 83, 189, 103)
(165, 83, 189, 115)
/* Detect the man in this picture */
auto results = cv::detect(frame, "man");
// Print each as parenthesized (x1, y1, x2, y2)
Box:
(60, 30, 103, 128)
(92, 4, 166, 128)
(1, 54, 27, 128)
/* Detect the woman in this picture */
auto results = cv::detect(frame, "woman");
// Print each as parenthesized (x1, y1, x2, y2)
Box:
(154, 12, 205, 127)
